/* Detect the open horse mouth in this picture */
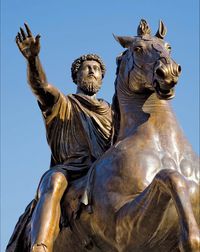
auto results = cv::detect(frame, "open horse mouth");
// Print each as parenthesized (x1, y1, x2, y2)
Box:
(153, 79, 175, 100)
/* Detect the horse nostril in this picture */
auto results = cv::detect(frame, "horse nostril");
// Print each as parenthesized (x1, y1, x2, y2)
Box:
(177, 65, 181, 74)
(156, 68, 165, 79)
(170, 81, 177, 87)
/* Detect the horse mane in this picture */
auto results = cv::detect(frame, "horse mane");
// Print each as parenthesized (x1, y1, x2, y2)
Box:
(111, 50, 127, 144)
(111, 80, 120, 144)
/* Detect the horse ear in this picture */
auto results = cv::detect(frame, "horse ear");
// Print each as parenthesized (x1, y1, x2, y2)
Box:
(113, 34, 134, 48)
(137, 19, 151, 36)
(155, 20, 167, 39)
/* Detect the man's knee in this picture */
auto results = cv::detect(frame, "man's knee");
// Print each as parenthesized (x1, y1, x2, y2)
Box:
(38, 171, 68, 198)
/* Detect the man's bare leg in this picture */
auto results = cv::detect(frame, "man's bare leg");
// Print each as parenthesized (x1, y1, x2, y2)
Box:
(31, 171, 68, 252)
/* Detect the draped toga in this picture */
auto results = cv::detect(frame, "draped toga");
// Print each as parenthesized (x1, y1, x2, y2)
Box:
(40, 92, 113, 175)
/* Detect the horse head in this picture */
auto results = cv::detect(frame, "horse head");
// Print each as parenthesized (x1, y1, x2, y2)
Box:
(114, 19, 181, 100)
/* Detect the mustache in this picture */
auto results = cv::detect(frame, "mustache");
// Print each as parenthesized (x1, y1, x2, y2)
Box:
(87, 74, 97, 80)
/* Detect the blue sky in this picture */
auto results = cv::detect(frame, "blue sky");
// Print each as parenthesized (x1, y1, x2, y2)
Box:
(1, 0, 199, 250)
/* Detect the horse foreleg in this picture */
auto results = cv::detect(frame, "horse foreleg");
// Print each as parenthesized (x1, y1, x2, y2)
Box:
(116, 169, 200, 252)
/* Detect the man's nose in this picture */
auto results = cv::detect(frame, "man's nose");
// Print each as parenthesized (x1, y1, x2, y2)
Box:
(88, 67, 94, 74)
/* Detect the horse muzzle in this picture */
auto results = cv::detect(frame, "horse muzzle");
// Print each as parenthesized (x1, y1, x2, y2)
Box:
(153, 62, 181, 100)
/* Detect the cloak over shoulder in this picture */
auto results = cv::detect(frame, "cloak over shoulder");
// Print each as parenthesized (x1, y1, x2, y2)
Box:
(41, 93, 113, 172)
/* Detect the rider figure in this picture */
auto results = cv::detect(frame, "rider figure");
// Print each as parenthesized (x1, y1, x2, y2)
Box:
(15, 24, 113, 252)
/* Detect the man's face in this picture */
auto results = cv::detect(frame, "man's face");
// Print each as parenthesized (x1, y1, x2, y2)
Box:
(76, 60, 103, 95)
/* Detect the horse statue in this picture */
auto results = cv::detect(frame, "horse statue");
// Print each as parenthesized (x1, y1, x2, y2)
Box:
(7, 19, 199, 252)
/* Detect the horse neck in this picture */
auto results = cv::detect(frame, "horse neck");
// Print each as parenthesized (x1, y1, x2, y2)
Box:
(116, 87, 180, 141)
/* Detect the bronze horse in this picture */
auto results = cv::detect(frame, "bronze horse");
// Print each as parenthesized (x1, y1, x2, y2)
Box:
(7, 20, 199, 252)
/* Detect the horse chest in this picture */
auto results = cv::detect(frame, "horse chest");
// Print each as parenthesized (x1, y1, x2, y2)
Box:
(115, 140, 197, 194)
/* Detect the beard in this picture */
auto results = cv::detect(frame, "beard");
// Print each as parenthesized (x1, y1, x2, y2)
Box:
(77, 77, 102, 95)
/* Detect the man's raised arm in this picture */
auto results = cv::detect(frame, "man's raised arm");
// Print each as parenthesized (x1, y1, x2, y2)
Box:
(16, 23, 60, 108)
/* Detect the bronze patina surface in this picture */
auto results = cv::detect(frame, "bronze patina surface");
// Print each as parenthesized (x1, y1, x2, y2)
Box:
(7, 20, 199, 252)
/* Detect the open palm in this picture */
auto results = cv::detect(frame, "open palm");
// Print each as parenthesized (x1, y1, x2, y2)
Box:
(16, 23, 41, 60)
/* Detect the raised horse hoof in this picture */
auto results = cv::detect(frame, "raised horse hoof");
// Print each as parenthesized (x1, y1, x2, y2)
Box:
(32, 243, 48, 252)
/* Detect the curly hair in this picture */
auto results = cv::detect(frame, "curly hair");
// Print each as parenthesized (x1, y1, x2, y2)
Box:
(71, 54, 106, 84)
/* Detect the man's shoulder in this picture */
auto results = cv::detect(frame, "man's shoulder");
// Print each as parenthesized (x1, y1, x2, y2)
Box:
(97, 98, 111, 108)
(68, 94, 111, 113)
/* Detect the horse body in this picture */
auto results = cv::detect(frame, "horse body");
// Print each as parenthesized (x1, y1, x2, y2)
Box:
(75, 20, 199, 251)
(89, 94, 199, 251)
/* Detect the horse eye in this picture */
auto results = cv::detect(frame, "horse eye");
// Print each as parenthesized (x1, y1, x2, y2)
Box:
(167, 45, 171, 51)
(134, 46, 143, 53)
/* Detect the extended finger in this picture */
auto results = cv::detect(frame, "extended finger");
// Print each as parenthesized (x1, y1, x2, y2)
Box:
(15, 36, 23, 51)
(20, 27, 26, 40)
(15, 35, 20, 46)
(24, 23, 32, 37)
(17, 32, 23, 42)
(35, 34, 41, 46)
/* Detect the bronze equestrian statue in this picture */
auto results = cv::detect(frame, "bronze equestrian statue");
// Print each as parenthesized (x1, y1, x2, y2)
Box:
(7, 20, 199, 252)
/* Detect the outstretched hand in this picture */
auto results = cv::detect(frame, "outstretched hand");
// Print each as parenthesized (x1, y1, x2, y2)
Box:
(16, 23, 41, 60)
